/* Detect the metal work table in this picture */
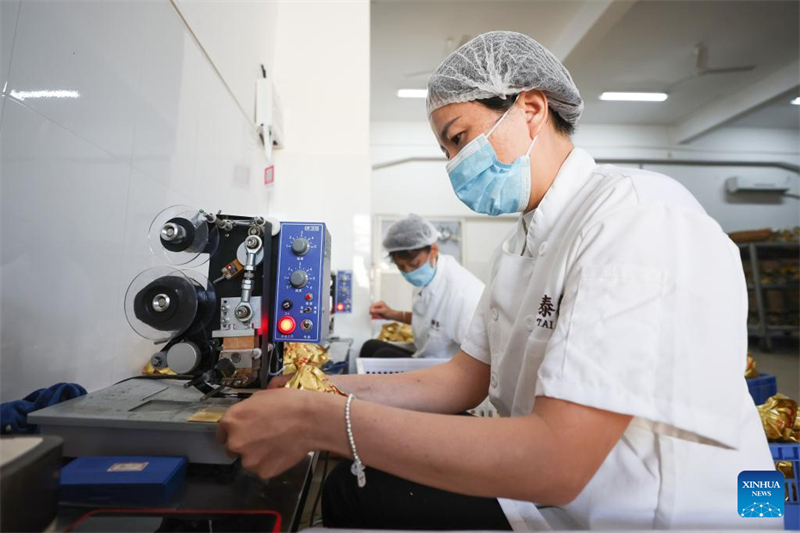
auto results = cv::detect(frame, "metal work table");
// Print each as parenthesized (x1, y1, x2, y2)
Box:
(30, 379, 318, 532)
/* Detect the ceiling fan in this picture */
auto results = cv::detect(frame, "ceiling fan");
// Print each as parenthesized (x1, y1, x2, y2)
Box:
(669, 43, 756, 89)
(403, 34, 472, 79)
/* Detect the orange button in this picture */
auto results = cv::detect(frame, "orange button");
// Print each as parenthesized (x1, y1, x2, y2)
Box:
(277, 316, 296, 334)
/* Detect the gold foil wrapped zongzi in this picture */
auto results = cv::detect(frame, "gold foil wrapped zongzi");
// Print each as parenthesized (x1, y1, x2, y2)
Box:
(758, 394, 799, 443)
(377, 322, 414, 343)
(282, 343, 345, 396)
(745, 354, 759, 379)
(776, 461, 795, 502)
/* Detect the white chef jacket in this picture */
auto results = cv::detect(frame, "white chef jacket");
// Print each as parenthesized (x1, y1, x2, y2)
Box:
(462, 148, 780, 530)
(411, 254, 484, 359)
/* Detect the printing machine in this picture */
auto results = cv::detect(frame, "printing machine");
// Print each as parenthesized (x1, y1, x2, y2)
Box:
(30, 206, 332, 464)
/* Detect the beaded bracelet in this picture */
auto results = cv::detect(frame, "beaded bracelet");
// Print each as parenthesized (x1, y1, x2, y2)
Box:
(346, 394, 366, 487)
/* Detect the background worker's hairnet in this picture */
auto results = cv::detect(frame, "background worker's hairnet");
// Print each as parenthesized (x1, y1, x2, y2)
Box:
(426, 31, 583, 126)
(383, 214, 440, 253)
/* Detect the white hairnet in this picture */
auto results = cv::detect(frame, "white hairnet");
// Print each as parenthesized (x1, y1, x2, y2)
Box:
(383, 214, 440, 253)
(426, 31, 583, 126)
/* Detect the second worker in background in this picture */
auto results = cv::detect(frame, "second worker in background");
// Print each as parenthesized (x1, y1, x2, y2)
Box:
(363, 214, 485, 359)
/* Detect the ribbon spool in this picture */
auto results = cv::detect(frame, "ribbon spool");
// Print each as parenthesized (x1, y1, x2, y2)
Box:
(147, 205, 219, 267)
(124, 266, 216, 343)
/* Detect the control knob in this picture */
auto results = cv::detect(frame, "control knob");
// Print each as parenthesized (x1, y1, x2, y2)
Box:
(290, 270, 309, 288)
(291, 238, 310, 256)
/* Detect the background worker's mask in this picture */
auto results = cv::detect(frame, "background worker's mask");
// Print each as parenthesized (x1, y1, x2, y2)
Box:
(445, 97, 537, 216)
(401, 259, 437, 287)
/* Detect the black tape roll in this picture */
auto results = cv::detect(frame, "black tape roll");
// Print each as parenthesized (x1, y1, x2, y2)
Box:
(187, 283, 217, 335)
(133, 275, 197, 333)
(160, 217, 196, 252)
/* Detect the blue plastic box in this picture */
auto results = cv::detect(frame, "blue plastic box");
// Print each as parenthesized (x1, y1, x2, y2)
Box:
(60, 456, 187, 506)
(770, 443, 799, 530)
(747, 373, 778, 405)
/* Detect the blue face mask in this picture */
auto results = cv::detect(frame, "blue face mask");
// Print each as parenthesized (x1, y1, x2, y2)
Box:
(401, 259, 437, 287)
(445, 100, 537, 216)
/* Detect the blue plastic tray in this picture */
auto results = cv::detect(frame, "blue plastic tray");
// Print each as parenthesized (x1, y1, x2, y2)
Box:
(771, 443, 799, 530)
(747, 373, 778, 405)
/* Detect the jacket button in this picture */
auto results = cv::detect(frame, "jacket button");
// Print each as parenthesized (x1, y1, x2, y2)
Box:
(525, 315, 535, 331)
(538, 241, 548, 256)
(490, 308, 499, 321)
(490, 372, 498, 388)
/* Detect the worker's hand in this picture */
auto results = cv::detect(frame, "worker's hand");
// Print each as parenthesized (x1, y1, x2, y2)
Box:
(370, 300, 394, 320)
(217, 388, 322, 479)
(266, 373, 293, 389)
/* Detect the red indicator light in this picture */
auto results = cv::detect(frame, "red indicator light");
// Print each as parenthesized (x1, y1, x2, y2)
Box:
(277, 316, 296, 334)
(337, 303, 345, 311)
(305, 293, 313, 301)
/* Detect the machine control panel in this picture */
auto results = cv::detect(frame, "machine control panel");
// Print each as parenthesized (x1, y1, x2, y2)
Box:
(273, 222, 331, 343)
(334, 270, 353, 313)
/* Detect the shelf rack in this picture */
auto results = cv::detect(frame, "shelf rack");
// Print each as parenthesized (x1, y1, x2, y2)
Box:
(739, 241, 799, 350)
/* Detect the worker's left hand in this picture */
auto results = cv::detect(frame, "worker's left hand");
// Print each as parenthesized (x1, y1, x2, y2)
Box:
(217, 388, 321, 479)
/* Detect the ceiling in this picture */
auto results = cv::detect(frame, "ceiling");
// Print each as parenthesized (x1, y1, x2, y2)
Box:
(727, 89, 800, 129)
(371, 0, 800, 133)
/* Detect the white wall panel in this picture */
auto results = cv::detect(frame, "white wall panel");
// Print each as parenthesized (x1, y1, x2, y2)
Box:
(1, 99, 131, 399)
(271, 0, 372, 358)
(642, 164, 800, 232)
(5, 1, 144, 159)
(0, 0, 22, 125)
(130, 1, 205, 195)
(1, 0, 374, 399)
(0, 0, 281, 401)
(173, 0, 279, 123)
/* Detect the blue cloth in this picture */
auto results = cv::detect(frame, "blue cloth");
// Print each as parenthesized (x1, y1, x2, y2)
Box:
(1, 383, 86, 434)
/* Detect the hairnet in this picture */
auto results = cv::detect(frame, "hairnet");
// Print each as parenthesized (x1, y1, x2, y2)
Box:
(426, 31, 583, 126)
(383, 214, 440, 253)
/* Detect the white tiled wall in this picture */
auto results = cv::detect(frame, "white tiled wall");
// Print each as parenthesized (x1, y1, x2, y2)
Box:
(269, 0, 372, 365)
(0, 1, 292, 401)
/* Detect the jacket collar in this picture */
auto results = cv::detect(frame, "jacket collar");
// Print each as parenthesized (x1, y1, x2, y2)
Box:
(416, 254, 450, 299)
(510, 148, 596, 256)
(528, 147, 596, 243)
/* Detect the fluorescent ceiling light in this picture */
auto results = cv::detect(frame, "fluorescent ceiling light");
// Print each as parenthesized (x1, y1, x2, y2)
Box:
(10, 89, 80, 100)
(397, 89, 427, 99)
(791, 97, 800, 106)
(599, 91, 668, 102)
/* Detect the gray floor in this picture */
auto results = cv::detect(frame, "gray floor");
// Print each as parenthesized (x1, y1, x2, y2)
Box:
(750, 339, 800, 402)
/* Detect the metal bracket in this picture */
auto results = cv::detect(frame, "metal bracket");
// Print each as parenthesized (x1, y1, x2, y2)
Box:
(213, 296, 262, 337)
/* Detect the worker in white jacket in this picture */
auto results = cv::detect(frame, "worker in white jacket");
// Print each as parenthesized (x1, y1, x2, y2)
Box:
(218, 31, 780, 531)
(363, 214, 484, 359)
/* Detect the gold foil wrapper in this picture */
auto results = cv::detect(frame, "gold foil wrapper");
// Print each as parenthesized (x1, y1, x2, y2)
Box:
(377, 322, 414, 343)
(758, 393, 799, 443)
(283, 343, 328, 374)
(776, 461, 795, 479)
(745, 354, 759, 379)
(283, 343, 345, 396)
(187, 406, 227, 423)
(141, 361, 176, 376)
(776, 462, 795, 502)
